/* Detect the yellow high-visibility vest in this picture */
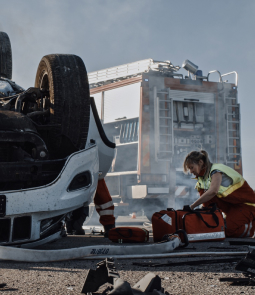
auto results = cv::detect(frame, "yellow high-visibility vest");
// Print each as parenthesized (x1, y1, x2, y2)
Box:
(195, 163, 245, 198)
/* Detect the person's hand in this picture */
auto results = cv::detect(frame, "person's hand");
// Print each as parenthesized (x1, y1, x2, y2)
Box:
(183, 205, 192, 211)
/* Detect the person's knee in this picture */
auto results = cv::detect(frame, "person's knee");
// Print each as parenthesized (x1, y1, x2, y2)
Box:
(225, 220, 254, 238)
(225, 214, 243, 237)
(225, 226, 240, 237)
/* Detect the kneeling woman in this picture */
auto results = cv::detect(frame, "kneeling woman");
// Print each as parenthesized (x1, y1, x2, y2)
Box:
(183, 150, 255, 238)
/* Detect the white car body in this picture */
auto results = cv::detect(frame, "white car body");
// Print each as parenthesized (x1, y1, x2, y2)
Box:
(1, 104, 115, 246)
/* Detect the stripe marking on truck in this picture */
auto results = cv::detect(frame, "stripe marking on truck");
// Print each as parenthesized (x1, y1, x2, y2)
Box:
(142, 135, 150, 167)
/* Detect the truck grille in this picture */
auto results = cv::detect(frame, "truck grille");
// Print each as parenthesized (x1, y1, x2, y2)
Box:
(12, 216, 31, 241)
(0, 218, 11, 242)
(0, 143, 10, 162)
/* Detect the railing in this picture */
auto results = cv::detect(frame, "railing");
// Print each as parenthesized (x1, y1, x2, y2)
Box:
(221, 71, 238, 87)
(88, 59, 180, 84)
(207, 70, 223, 83)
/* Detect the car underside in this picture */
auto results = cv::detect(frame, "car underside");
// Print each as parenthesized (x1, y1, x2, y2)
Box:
(0, 83, 68, 191)
(0, 32, 115, 246)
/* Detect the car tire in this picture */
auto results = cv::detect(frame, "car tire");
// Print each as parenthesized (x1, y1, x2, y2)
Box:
(34, 54, 90, 157)
(0, 32, 12, 79)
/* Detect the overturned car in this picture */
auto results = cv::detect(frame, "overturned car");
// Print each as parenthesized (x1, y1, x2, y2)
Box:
(0, 32, 115, 246)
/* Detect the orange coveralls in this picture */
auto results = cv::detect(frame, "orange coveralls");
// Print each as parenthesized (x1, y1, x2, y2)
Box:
(66, 179, 115, 234)
(202, 181, 255, 238)
(94, 179, 115, 226)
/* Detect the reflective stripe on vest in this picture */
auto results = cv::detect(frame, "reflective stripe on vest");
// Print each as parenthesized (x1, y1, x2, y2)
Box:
(99, 209, 114, 216)
(95, 201, 114, 210)
(195, 163, 245, 198)
(187, 231, 225, 241)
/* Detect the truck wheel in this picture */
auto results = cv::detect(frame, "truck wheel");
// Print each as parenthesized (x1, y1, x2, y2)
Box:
(35, 54, 90, 157)
(0, 32, 12, 79)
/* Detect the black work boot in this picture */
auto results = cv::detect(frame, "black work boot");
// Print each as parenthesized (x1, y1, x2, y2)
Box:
(73, 228, 85, 235)
(65, 220, 74, 235)
(72, 220, 86, 235)
(67, 206, 88, 235)
(104, 224, 115, 238)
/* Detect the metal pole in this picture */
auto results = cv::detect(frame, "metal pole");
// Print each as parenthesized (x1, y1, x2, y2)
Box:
(101, 91, 105, 123)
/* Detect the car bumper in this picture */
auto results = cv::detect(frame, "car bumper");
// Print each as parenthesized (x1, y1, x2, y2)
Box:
(0, 144, 99, 245)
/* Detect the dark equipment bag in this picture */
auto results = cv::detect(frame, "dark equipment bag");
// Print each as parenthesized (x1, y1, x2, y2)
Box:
(152, 208, 181, 242)
(152, 204, 225, 243)
(182, 205, 225, 242)
(108, 227, 149, 243)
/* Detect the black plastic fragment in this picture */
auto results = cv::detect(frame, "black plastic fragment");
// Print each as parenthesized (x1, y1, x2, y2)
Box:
(102, 286, 114, 295)
(81, 258, 168, 295)
(132, 272, 161, 293)
(0, 283, 6, 288)
(176, 247, 196, 251)
(219, 277, 255, 286)
(208, 246, 240, 250)
(219, 250, 255, 287)
(109, 279, 133, 295)
(81, 258, 119, 294)
(133, 257, 243, 267)
(229, 240, 255, 246)
(235, 250, 255, 276)
(220, 277, 250, 282)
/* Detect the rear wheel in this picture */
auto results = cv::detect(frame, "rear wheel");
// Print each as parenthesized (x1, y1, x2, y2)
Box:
(35, 54, 90, 157)
(0, 32, 12, 79)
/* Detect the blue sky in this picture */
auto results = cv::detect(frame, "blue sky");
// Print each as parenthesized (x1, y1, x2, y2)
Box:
(1, 0, 255, 187)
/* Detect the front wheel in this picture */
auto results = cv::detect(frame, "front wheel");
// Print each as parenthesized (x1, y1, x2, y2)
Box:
(34, 54, 90, 157)
(0, 32, 12, 79)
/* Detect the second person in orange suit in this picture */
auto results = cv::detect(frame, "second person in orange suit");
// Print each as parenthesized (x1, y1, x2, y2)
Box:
(183, 150, 255, 238)
(94, 179, 115, 237)
(66, 178, 115, 237)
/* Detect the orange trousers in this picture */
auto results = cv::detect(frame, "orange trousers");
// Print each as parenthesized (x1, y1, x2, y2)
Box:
(94, 179, 115, 226)
(204, 197, 255, 238)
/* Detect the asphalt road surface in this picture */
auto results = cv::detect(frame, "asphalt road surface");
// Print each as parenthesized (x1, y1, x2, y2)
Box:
(0, 215, 254, 294)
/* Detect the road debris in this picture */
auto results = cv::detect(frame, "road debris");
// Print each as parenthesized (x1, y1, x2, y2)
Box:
(229, 240, 255, 246)
(219, 248, 255, 287)
(133, 257, 243, 267)
(235, 248, 255, 275)
(82, 258, 169, 295)
(0, 283, 6, 288)
(219, 277, 255, 286)
(81, 258, 119, 294)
